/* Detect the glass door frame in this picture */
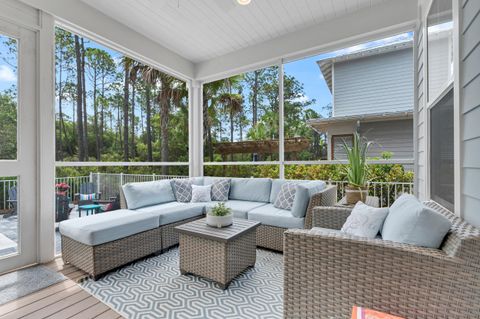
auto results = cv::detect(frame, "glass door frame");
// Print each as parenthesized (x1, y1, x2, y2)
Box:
(0, 18, 38, 273)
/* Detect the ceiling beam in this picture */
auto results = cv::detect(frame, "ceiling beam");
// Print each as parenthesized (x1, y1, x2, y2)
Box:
(20, 0, 195, 80)
(194, 0, 418, 82)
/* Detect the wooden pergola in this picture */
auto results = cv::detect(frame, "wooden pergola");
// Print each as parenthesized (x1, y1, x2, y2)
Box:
(214, 137, 310, 156)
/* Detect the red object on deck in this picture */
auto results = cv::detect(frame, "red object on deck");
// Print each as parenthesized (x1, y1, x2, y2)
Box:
(351, 306, 405, 319)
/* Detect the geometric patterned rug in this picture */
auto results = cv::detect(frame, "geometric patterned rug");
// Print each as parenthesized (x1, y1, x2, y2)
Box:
(81, 248, 283, 319)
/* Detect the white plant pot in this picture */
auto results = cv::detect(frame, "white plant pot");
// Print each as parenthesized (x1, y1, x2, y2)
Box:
(206, 213, 233, 228)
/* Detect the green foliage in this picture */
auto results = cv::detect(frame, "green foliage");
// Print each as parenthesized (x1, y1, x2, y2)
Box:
(343, 132, 372, 187)
(0, 91, 17, 159)
(209, 202, 231, 217)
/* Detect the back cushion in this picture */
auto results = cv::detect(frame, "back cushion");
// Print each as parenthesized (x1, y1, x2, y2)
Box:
(291, 181, 327, 218)
(122, 180, 175, 209)
(270, 179, 309, 203)
(229, 178, 272, 202)
(381, 194, 452, 248)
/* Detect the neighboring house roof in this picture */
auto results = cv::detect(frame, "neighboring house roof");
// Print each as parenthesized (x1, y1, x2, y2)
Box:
(307, 110, 413, 133)
(317, 41, 413, 93)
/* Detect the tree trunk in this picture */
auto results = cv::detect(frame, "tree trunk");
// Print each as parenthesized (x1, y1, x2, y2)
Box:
(145, 85, 153, 162)
(159, 79, 170, 175)
(252, 70, 259, 126)
(80, 38, 88, 160)
(123, 61, 130, 161)
(130, 80, 136, 158)
(74, 35, 85, 161)
(93, 66, 101, 161)
(100, 77, 105, 154)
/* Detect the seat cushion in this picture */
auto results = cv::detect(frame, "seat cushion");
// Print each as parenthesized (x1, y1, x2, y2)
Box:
(122, 180, 175, 209)
(205, 200, 267, 219)
(291, 181, 327, 218)
(229, 178, 272, 202)
(136, 202, 205, 226)
(382, 194, 452, 248)
(59, 209, 159, 246)
(248, 204, 304, 229)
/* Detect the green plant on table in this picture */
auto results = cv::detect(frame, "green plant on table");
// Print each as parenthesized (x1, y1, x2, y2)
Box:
(343, 132, 372, 188)
(209, 202, 231, 216)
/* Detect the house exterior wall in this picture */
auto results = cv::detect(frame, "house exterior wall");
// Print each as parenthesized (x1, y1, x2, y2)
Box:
(415, 8, 427, 202)
(325, 122, 357, 160)
(333, 48, 414, 117)
(460, 0, 480, 226)
(359, 119, 414, 159)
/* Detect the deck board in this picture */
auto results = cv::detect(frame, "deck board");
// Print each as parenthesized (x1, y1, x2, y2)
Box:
(0, 258, 124, 319)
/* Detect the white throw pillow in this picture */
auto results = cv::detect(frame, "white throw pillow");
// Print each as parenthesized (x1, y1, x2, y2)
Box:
(191, 185, 212, 203)
(341, 201, 389, 239)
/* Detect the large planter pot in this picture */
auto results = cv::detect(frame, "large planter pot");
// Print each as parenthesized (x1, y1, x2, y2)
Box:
(206, 213, 233, 228)
(345, 185, 368, 205)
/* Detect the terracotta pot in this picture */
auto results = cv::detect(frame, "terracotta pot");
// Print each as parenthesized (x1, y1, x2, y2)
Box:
(345, 185, 368, 205)
(206, 213, 233, 228)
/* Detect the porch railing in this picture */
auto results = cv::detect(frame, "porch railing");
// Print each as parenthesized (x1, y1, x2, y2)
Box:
(329, 180, 414, 207)
(0, 174, 413, 211)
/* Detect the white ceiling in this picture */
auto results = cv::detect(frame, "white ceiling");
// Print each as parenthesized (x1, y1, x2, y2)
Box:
(81, 0, 391, 63)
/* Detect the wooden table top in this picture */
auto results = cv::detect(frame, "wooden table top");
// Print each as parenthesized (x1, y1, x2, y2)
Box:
(175, 218, 260, 243)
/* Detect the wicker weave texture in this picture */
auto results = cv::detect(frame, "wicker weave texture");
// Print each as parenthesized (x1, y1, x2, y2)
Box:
(256, 225, 286, 252)
(62, 226, 162, 278)
(161, 216, 204, 250)
(284, 201, 480, 319)
(179, 229, 256, 288)
(304, 185, 337, 229)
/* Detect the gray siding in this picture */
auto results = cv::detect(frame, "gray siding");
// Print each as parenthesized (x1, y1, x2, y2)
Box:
(359, 119, 414, 159)
(416, 18, 427, 201)
(333, 48, 414, 117)
(461, 0, 480, 226)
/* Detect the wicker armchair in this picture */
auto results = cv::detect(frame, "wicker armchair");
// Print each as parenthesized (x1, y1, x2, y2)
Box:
(284, 202, 480, 319)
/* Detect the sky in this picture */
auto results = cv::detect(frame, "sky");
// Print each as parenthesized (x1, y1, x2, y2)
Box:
(0, 31, 414, 120)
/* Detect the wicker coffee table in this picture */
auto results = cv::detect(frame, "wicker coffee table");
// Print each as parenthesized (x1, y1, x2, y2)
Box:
(175, 218, 260, 289)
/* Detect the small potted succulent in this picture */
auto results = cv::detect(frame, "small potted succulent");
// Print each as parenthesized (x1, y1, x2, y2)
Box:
(343, 132, 372, 204)
(206, 202, 233, 228)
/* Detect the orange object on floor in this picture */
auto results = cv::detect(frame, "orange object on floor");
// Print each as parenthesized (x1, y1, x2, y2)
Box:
(351, 306, 405, 319)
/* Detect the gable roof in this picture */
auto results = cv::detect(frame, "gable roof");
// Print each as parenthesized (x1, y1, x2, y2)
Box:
(317, 41, 413, 92)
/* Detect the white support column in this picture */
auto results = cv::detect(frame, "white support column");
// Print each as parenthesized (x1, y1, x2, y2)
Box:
(278, 62, 285, 179)
(37, 12, 56, 263)
(188, 80, 203, 177)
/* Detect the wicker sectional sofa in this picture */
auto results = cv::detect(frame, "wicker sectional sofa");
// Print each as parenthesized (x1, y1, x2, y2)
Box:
(283, 201, 480, 319)
(59, 177, 337, 279)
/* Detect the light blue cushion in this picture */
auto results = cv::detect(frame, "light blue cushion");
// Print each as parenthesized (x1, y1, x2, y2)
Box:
(191, 177, 204, 185)
(248, 204, 304, 229)
(269, 179, 308, 203)
(291, 181, 327, 218)
(203, 176, 225, 185)
(136, 202, 205, 226)
(122, 180, 175, 209)
(229, 178, 272, 202)
(381, 194, 452, 248)
(59, 209, 159, 246)
(205, 200, 267, 219)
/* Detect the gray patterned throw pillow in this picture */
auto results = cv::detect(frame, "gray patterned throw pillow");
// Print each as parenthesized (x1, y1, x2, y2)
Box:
(172, 179, 192, 203)
(211, 179, 231, 201)
(274, 182, 298, 210)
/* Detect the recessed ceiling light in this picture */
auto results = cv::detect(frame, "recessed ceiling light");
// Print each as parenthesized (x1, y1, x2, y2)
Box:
(237, 0, 251, 5)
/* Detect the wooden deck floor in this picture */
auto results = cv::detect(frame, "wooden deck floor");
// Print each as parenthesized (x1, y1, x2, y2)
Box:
(0, 259, 124, 319)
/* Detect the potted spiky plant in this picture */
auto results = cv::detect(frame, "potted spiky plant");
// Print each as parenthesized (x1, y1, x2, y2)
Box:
(343, 132, 372, 204)
(206, 202, 233, 228)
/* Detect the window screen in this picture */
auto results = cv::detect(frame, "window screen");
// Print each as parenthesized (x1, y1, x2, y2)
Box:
(430, 88, 454, 211)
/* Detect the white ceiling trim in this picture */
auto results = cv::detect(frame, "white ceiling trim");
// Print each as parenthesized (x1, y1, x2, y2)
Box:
(19, 0, 195, 80)
(195, 0, 418, 82)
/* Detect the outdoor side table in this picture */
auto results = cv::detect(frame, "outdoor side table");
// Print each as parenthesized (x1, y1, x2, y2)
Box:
(175, 218, 260, 289)
(78, 204, 102, 217)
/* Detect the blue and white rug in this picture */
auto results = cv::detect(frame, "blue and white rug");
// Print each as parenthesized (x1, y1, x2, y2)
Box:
(81, 248, 283, 319)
